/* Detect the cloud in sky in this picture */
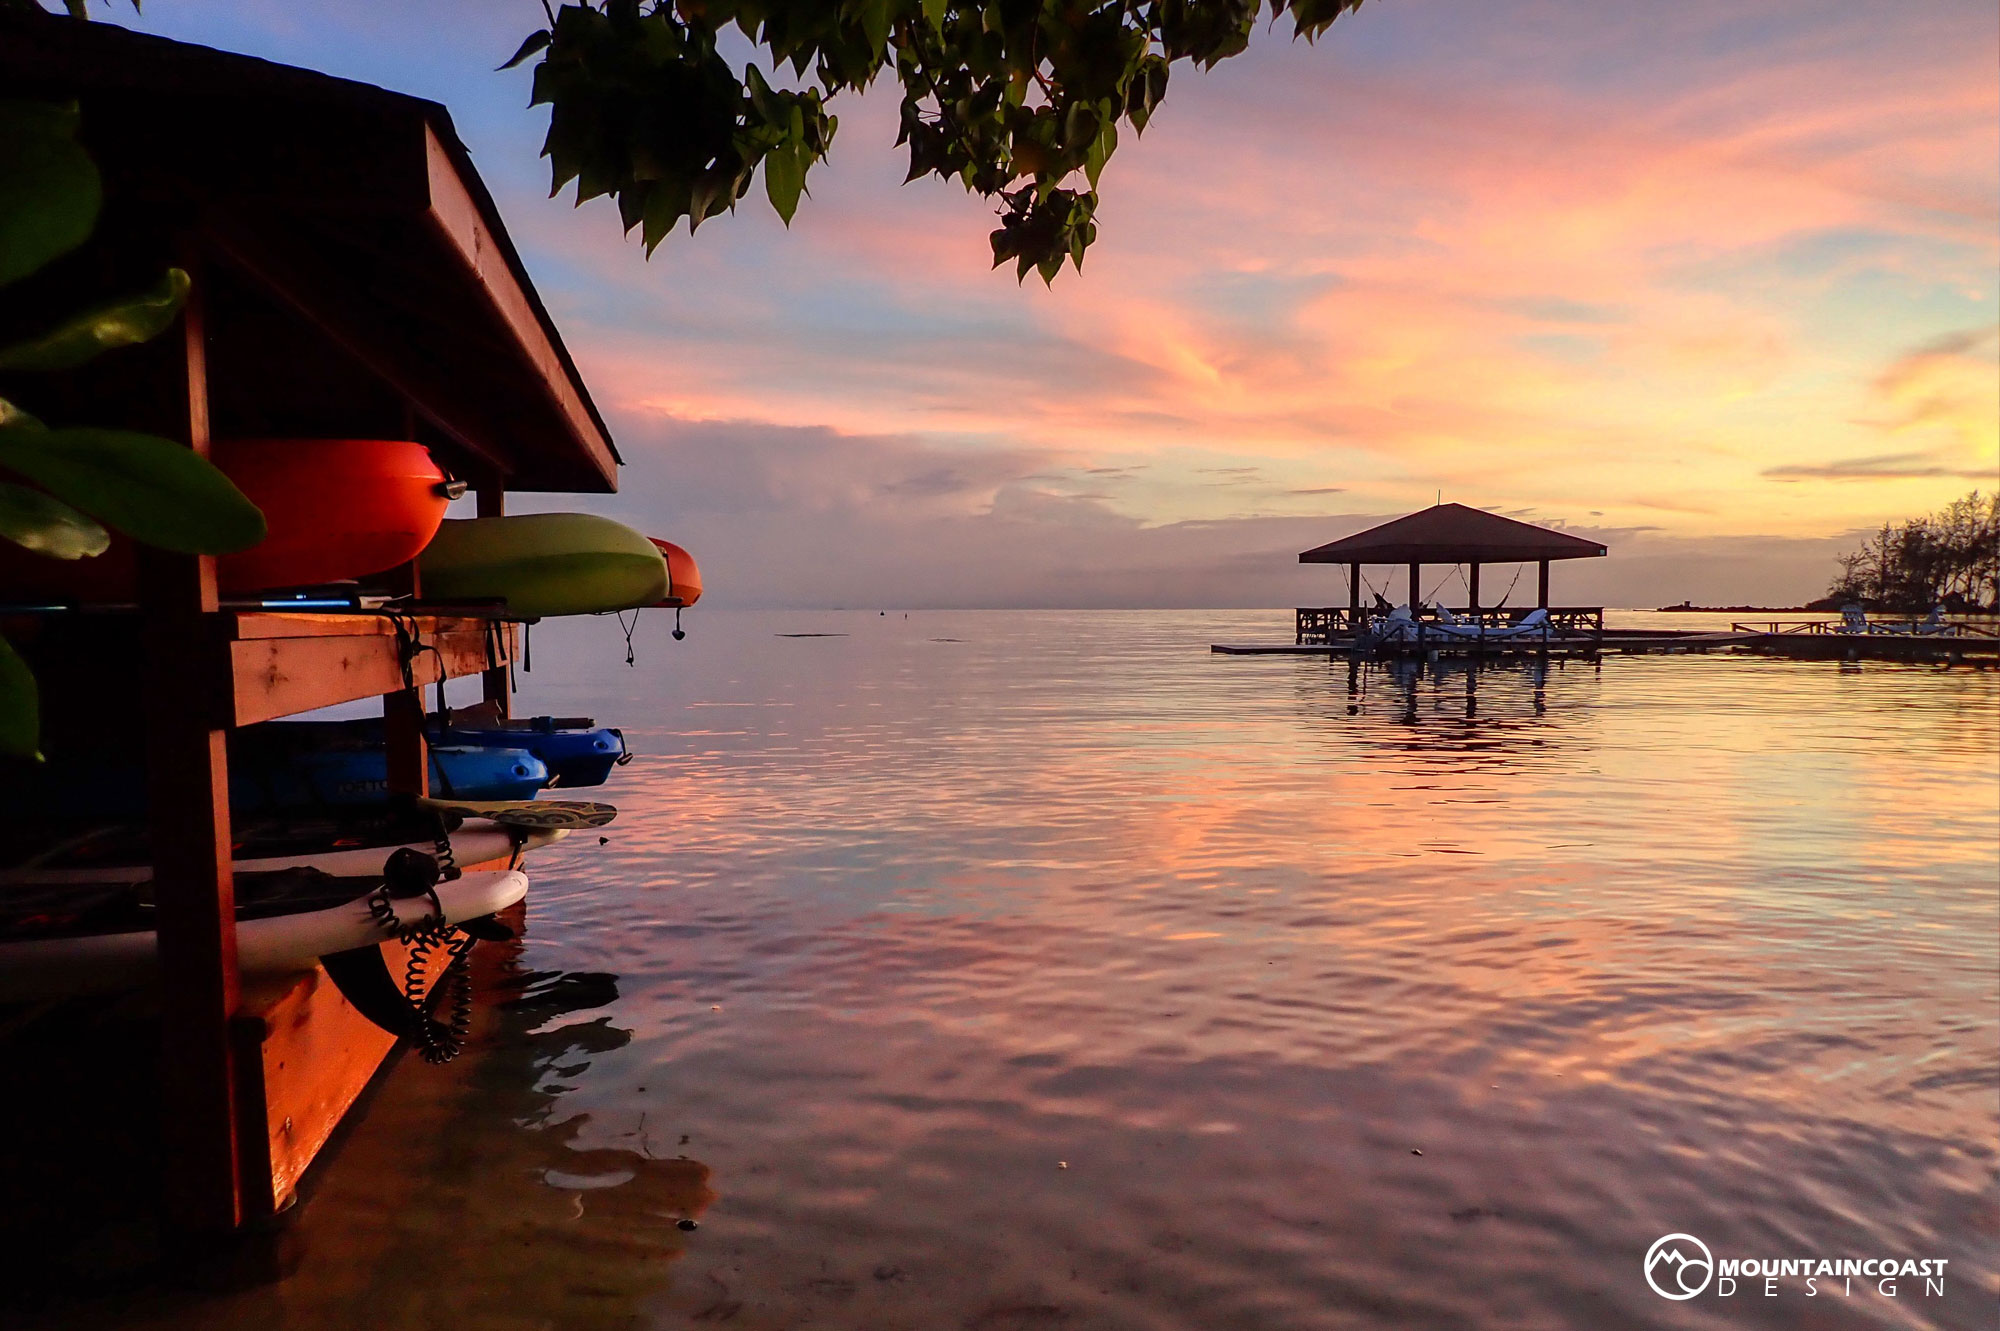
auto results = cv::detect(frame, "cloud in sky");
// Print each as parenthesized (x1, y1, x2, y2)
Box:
(118, 0, 2000, 606)
(1763, 451, 1994, 482)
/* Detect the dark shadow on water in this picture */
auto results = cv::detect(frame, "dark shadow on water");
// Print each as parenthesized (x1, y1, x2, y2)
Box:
(5, 945, 717, 1329)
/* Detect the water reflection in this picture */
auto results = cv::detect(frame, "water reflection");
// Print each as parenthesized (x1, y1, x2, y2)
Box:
(23, 610, 1998, 1330)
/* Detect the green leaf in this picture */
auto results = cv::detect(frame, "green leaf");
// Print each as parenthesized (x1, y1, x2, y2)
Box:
(0, 481, 109, 559)
(0, 634, 39, 762)
(765, 143, 805, 225)
(0, 101, 103, 288)
(0, 426, 266, 555)
(0, 397, 43, 432)
(0, 268, 190, 373)
(498, 28, 551, 70)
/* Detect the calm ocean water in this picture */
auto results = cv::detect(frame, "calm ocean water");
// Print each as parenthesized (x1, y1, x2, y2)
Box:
(87, 610, 2000, 1329)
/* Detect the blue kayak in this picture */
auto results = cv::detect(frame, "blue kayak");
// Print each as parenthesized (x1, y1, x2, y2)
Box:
(430, 716, 627, 789)
(231, 745, 549, 809)
(262, 713, 628, 790)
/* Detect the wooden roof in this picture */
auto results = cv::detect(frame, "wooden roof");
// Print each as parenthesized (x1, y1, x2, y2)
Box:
(1299, 503, 1607, 564)
(0, 12, 619, 493)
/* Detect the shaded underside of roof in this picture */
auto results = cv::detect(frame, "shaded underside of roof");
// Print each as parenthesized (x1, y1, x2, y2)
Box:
(1299, 503, 1608, 564)
(0, 12, 619, 493)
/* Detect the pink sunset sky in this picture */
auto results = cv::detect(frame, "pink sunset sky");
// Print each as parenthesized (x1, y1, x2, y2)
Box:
(121, 1, 1998, 608)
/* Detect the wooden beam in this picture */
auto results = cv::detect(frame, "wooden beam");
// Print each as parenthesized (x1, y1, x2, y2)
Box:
(1348, 564, 1360, 613)
(1407, 563, 1421, 610)
(138, 256, 246, 1238)
(1538, 560, 1551, 608)
(230, 615, 513, 728)
(422, 127, 617, 489)
(1468, 563, 1480, 614)
(474, 482, 511, 717)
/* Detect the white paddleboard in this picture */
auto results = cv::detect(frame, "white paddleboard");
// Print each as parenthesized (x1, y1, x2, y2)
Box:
(0, 821, 564, 886)
(0, 869, 528, 1001)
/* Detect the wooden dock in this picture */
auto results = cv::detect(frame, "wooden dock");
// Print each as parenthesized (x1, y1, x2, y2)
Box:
(1728, 620, 2000, 664)
(1214, 626, 1996, 664)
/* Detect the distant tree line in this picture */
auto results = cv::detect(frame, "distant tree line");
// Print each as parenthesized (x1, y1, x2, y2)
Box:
(1825, 490, 1999, 612)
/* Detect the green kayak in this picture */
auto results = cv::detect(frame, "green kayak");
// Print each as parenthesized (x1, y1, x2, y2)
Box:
(419, 514, 668, 618)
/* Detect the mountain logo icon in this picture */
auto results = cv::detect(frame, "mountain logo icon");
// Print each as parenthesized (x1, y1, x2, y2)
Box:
(1645, 1233, 1714, 1299)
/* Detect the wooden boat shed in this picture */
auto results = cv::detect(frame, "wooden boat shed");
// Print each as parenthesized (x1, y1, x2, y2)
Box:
(1295, 503, 1607, 644)
(0, 14, 618, 1259)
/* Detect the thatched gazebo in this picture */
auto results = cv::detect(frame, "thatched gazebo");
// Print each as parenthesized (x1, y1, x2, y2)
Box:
(1295, 503, 1607, 644)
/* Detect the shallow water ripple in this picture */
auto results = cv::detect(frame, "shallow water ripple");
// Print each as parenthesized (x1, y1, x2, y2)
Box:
(76, 610, 2000, 1330)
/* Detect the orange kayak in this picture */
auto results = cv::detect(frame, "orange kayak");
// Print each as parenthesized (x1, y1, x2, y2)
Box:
(0, 438, 451, 599)
(649, 538, 702, 607)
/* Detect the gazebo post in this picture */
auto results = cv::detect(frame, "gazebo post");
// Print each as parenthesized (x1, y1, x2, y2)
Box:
(1407, 563, 1420, 610)
(1538, 559, 1550, 609)
(1468, 563, 1480, 617)
(1348, 563, 1361, 630)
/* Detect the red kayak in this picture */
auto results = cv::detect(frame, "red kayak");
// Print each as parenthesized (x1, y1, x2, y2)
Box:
(0, 438, 452, 599)
(649, 538, 702, 607)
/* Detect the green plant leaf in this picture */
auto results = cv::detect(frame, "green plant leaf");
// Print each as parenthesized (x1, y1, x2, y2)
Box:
(0, 425, 266, 554)
(0, 634, 39, 762)
(0, 481, 109, 559)
(498, 28, 550, 70)
(0, 100, 103, 288)
(0, 268, 190, 372)
(0, 396, 44, 432)
(765, 143, 805, 225)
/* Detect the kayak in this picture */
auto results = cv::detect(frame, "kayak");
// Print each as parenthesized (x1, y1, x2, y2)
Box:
(0, 438, 452, 600)
(271, 709, 629, 789)
(418, 514, 668, 618)
(0, 743, 550, 822)
(0, 867, 528, 1000)
(435, 718, 624, 788)
(649, 538, 702, 607)
(231, 744, 550, 809)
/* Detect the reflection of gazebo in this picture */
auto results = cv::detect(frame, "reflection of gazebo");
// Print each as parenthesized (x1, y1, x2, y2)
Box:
(1295, 503, 1607, 645)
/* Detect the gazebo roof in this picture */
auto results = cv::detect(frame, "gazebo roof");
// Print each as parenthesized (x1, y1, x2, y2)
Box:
(1298, 503, 1607, 565)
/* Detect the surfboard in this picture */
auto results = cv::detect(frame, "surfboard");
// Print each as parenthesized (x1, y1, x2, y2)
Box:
(418, 514, 669, 619)
(0, 820, 564, 886)
(0, 438, 452, 600)
(413, 798, 618, 830)
(0, 868, 528, 1000)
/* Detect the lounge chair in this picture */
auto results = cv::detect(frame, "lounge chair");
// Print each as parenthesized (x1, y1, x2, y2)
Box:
(1912, 605, 1956, 636)
(1411, 606, 1554, 643)
(1837, 604, 1870, 634)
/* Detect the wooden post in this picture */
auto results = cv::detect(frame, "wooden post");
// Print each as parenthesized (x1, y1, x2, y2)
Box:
(476, 480, 510, 717)
(139, 257, 246, 1238)
(1538, 560, 1551, 609)
(1468, 563, 1480, 617)
(1348, 563, 1361, 631)
(1407, 563, 1420, 610)
(381, 558, 428, 797)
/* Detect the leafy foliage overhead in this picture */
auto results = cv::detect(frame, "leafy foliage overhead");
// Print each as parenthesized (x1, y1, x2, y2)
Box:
(506, 0, 1367, 282)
